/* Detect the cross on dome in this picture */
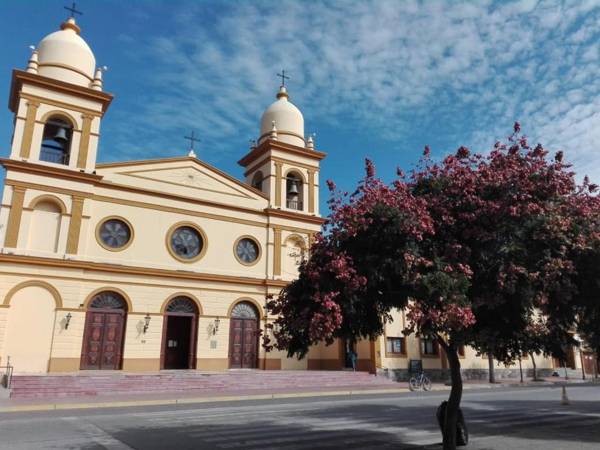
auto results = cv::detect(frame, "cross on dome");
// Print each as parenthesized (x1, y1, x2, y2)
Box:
(277, 70, 289, 87)
(64, 2, 83, 18)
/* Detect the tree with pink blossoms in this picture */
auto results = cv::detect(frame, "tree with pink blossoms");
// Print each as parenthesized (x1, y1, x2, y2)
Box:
(265, 124, 600, 450)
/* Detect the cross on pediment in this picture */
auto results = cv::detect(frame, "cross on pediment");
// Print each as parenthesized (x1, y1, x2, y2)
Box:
(184, 131, 201, 151)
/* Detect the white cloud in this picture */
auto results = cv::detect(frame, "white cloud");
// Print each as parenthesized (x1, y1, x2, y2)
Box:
(108, 0, 600, 181)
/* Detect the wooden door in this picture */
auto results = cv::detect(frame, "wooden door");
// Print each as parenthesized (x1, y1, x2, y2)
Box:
(582, 352, 595, 375)
(241, 319, 258, 368)
(80, 311, 125, 370)
(229, 318, 258, 369)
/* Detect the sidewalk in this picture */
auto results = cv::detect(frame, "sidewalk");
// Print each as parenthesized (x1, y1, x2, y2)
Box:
(1, 377, 596, 414)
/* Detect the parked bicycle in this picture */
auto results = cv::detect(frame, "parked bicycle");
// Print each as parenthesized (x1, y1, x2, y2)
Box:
(409, 371, 432, 391)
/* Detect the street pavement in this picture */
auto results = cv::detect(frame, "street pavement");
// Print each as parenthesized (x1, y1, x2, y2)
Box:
(0, 384, 598, 449)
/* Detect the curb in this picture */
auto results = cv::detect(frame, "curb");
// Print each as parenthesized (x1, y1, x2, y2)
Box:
(3, 380, 594, 414)
(0, 388, 411, 413)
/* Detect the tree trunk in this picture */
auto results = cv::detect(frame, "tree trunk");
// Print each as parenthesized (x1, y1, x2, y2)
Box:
(488, 353, 496, 383)
(518, 357, 523, 383)
(438, 337, 462, 450)
(529, 352, 538, 381)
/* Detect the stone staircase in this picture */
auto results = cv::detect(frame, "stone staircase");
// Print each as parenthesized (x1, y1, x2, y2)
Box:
(9, 370, 399, 399)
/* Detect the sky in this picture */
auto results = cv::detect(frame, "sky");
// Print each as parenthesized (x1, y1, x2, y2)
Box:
(1, 0, 600, 214)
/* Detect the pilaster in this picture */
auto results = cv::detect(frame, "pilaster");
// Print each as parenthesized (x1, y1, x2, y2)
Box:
(66, 195, 84, 254)
(19, 101, 40, 158)
(76, 114, 93, 169)
(4, 186, 26, 247)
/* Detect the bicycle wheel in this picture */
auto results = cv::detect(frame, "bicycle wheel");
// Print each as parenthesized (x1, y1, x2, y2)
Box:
(422, 376, 432, 391)
(409, 377, 419, 391)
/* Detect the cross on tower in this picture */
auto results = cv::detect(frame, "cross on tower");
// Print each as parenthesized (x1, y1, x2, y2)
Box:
(64, 2, 83, 18)
(277, 70, 290, 87)
(184, 131, 201, 151)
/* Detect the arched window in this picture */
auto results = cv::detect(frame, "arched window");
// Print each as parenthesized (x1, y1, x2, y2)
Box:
(286, 172, 303, 210)
(40, 117, 72, 165)
(27, 200, 62, 252)
(89, 291, 128, 310)
(166, 296, 199, 314)
(231, 301, 258, 319)
(283, 235, 307, 277)
(251, 171, 264, 191)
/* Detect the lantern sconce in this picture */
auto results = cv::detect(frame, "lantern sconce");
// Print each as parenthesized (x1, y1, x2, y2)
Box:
(143, 314, 151, 334)
(64, 312, 72, 330)
(212, 317, 221, 335)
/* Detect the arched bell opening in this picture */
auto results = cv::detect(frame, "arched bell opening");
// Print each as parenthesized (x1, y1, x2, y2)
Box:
(80, 291, 128, 370)
(40, 116, 73, 165)
(251, 171, 264, 191)
(285, 171, 304, 211)
(160, 296, 199, 370)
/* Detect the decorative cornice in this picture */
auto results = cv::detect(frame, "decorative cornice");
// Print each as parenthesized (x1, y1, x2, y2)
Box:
(9, 69, 113, 114)
(244, 155, 320, 177)
(265, 207, 326, 225)
(238, 139, 327, 168)
(0, 158, 103, 183)
(0, 254, 289, 288)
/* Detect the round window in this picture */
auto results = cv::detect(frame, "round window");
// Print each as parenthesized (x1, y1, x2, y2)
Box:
(98, 218, 132, 250)
(235, 237, 260, 265)
(170, 226, 204, 260)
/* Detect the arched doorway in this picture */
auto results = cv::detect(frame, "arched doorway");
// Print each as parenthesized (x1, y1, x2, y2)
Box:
(80, 291, 128, 370)
(229, 302, 259, 369)
(3, 283, 59, 373)
(161, 296, 199, 370)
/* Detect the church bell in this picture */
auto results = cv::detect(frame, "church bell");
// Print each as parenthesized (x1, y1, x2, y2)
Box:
(288, 181, 299, 195)
(53, 127, 68, 143)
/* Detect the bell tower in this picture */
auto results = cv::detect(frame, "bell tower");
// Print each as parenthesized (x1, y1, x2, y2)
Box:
(7, 16, 112, 173)
(238, 84, 325, 216)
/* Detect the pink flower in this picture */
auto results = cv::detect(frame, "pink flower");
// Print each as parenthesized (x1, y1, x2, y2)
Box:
(514, 121, 521, 133)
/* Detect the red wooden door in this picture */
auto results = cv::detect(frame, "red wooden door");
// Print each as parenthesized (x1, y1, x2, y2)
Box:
(241, 319, 258, 368)
(582, 352, 595, 375)
(81, 311, 125, 370)
(229, 318, 257, 369)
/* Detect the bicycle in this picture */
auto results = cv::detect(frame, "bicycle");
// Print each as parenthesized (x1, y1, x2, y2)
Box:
(409, 371, 432, 391)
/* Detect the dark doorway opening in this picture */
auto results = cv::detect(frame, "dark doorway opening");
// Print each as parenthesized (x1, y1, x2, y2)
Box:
(160, 296, 199, 370)
(343, 339, 356, 369)
(163, 316, 193, 369)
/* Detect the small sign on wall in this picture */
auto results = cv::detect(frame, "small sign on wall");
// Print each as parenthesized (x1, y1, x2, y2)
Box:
(210, 340, 218, 349)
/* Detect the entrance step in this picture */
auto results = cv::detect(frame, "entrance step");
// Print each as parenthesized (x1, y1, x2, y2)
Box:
(9, 370, 399, 399)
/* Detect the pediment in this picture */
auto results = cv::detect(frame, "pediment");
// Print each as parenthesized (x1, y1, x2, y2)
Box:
(96, 157, 267, 204)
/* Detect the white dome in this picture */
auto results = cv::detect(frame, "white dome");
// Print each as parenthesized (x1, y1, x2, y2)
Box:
(36, 18, 96, 88)
(259, 87, 305, 147)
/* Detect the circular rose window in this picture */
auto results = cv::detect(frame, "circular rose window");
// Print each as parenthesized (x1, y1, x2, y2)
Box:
(235, 237, 260, 265)
(98, 218, 132, 250)
(168, 225, 205, 261)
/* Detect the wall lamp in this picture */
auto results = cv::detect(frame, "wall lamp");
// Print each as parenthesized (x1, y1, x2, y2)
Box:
(143, 314, 151, 334)
(212, 317, 221, 335)
(64, 312, 72, 330)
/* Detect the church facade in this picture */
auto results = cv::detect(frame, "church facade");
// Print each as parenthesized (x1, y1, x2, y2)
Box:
(0, 16, 592, 380)
(0, 16, 328, 374)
